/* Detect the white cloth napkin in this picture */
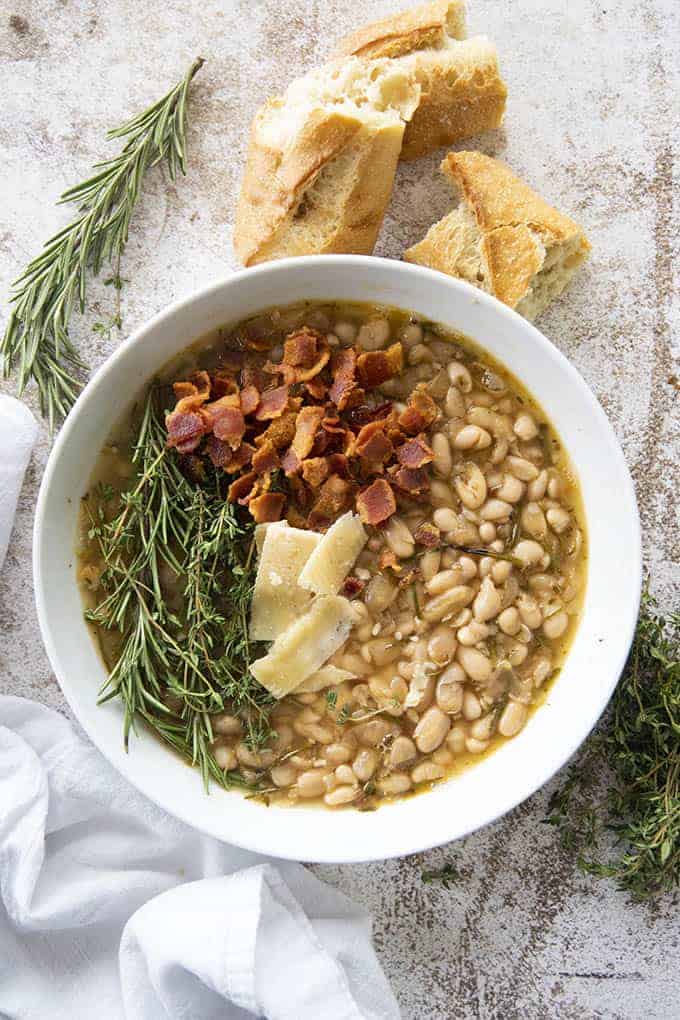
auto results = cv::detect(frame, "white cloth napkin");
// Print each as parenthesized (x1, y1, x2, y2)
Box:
(0, 696, 399, 1020)
(0, 395, 39, 569)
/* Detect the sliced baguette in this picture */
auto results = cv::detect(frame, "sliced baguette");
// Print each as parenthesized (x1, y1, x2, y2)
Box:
(404, 151, 591, 321)
(333, 2, 506, 160)
(234, 59, 420, 266)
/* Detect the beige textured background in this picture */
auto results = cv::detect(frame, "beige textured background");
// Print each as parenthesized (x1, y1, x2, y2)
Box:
(1, 1, 678, 1017)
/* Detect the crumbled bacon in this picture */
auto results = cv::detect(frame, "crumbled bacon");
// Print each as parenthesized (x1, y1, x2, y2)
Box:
(342, 576, 366, 598)
(223, 442, 255, 474)
(289, 406, 326, 462)
(255, 411, 298, 450)
(252, 441, 280, 475)
(414, 522, 441, 547)
(166, 411, 208, 454)
(204, 435, 233, 468)
(379, 548, 402, 572)
(328, 348, 357, 410)
(356, 478, 396, 525)
(254, 385, 290, 421)
(268, 328, 331, 385)
(305, 377, 327, 400)
(172, 370, 211, 412)
(249, 492, 285, 523)
(204, 396, 245, 449)
(281, 447, 301, 477)
(398, 387, 438, 434)
(240, 384, 260, 416)
(345, 400, 392, 430)
(301, 456, 330, 489)
(308, 475, 355, 530)
(390, 465, 430, 495)
(353, 421, 393, 470)
(227, 471, 258, 504)
(396, 434, 434, 469)
(210, 371, 239, 398)
(356, 343, 403, 389)
(327, 452, 350, 478)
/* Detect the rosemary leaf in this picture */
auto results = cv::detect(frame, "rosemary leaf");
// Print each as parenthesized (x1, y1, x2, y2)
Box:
(1, 57, 204, 429)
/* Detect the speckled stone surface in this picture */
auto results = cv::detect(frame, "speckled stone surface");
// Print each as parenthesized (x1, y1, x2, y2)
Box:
(1, 1, 678, 1017)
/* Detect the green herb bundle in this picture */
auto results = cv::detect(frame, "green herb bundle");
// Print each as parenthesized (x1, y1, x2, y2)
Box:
(1, 57, 204, 429)
(83, 385, 274, 790)
(546, 588, 679, 900)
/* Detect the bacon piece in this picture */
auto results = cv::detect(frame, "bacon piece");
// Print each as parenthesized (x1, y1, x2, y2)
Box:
(204, 435, 233, 468)
(356, 343, 403, 389)
(414, 522, 441, 548)
(397, 434, 434, 469)
(166, 411, 208, 454)
(342, 576, 366, 598)
(301, 456, 330, 489)
(288, 474, 312, 510)
(240, 384, 260, 416)
(356, 478, 396, 525)
(281, 447, 301, 477)
(305, 377, 327, 401)
(210, 371, 239, 398)
(249, 492, 285, 523)
(240, 363, 270, 392)
(291, 406, 325, 462)
(283, 327, 319, 368)
(345, 400, 392, 430)
(328, 348, 357, 410)
(228, 471, 257, 504)
(268, 329, 331, 385)
(398, 386, 438, 435)
(172, 370, 211, 413)
(317, 416, 353, 455)
(327, 452, 350, 478)
(254, 385, 290, 421)
(308, 475, 355, 530)
(223, 442, 255, 473)
(391, 465, 430, 495)
(286, 504, 309, 530)
(202, 395, 245, 449)
(255, 411, 298, 450)
(252, 441, 280, 475)
(179, 454, 207, 484)
(353, 421, 393, 470)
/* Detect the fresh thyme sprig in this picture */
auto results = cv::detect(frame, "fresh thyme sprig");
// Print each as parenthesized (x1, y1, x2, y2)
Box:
(546, 587, 679, 901)
(1, 56, 204, 430)
(83, 383, 273, 791)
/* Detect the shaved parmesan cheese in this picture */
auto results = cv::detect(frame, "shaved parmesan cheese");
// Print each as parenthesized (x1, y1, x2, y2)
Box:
(254, 520, 286, 554)
(250, 595, 354, 698)
(296, 664, 356, 694)
(298, 511, 367, 595)
(249, 523, 320, 641)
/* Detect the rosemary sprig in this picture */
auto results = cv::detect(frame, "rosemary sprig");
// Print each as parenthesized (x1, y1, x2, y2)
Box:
(546, 587, 679, 900)
(83, 383, 274, 791)
(1, 57, 204, 430)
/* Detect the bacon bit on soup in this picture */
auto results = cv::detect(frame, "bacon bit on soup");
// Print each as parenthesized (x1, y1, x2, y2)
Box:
(390, 464, 430, 496)
(308, 475, 355, 530)
(289, 405, 326, 463)
(356, 478, 396, 525)
(166, 410, 208, 454)
(414, 522, 441, 547)
(255, 410, 298, 450)
(204, 396, 245, 449)
(251, 441, 280, 475)
(240, 384, 260, 416)
(356, 342, 403, 389)
(396, 434, 434, 469)
(249, 492, 286, 523)
(342, 576, 366, 598)
(379, 548, 402, 572)
(398, 386, 438, 434)
(328, 348, 357, 409)
(254, 385, 290, 421)
(353, 421, 393, 471)
(301, 457, 330, 488)
(227, 471, 258, 504)
(305, 377, 327, 400)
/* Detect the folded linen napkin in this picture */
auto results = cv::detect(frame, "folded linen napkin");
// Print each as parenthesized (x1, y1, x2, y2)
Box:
(0, 395, 39, 570)
(0, 696, 399, 1020)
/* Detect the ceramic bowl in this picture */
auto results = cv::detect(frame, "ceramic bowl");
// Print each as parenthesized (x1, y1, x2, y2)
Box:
(34, 256, 642, 862)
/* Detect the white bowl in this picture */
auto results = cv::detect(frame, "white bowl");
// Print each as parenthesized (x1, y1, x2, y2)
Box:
(34, 256, 641, 863)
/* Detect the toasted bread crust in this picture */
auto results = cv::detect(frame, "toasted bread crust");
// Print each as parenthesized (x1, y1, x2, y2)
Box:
(405, 152, 590, 317)
(400, 43, 507, 160)
(332, 0, 466, 60)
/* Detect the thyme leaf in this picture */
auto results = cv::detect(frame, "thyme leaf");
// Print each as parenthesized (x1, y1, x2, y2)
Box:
(545, 586, 679, 901)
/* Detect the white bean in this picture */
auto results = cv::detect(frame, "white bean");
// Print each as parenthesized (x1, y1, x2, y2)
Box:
(457, 646, 492, 683)
(389, 735, 417, 769)
(423, 584, 475, 622)
(352, 749, 378, 782)
(385, 516, 415, 559)
(357, 318, 390, 351)
(527, 469, 548, 501)
(414, 706, 451, 752)
(521, 502, 548, 540)
(547, 507, 571, 533)
(479, 498, 512, 521)
(473, 576, 501, 622)
(325, 785, 359, 806)
(454, 463, 487, 509)
(214, 745, 237, 771)
(495, 474, 525, 504)
(445, 385, 466, 418)
(498, 606, 521, 635)
(453, 425, 492, 450)
(498, 700, 529, 737)
(513, 540, 545, 567)
(457, 621, 491, 646)
(432, 432, 453, 476)
(447, 361, 472, 392)
(420, 549, 442, 582)
(543, 610, 569, 639)
(411, 761, 446, 784)
(378, 773, 412, 796)
(514, 412, 539, 440)
(506, 455, 539, 481)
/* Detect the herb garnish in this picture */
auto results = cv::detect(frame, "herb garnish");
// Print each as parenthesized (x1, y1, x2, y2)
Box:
(546, 588, 679, 900)
(83, 384, 274, 791)
(421, 862, 460, 888)
(1, 57, 204, 429)
(452, 543, 522, 568)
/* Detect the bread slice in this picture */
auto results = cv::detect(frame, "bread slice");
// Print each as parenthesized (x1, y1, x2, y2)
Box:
(234, 59, 420, 266)
(404, 151, 591, 320)
(332, 2, 507, 160)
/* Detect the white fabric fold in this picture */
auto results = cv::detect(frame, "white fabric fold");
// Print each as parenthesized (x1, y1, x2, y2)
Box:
(0, 696, 399, 1020)
(0, 395, 38, 570)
